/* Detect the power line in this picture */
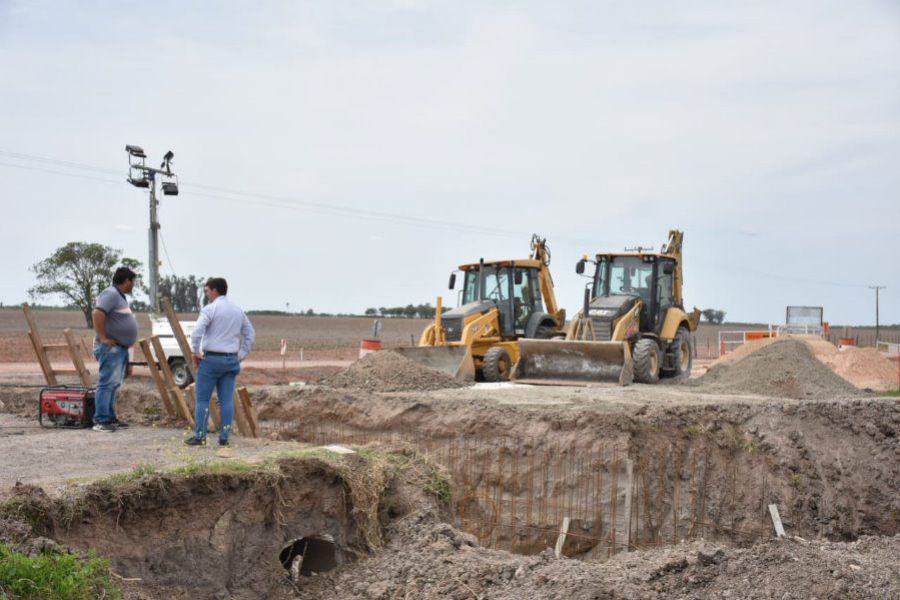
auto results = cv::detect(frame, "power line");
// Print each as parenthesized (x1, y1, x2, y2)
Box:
(0, 149, 540, 241)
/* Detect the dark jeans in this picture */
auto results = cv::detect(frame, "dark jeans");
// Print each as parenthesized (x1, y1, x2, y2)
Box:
(194, 354, 241, 442)
(93, 343, 128, 424)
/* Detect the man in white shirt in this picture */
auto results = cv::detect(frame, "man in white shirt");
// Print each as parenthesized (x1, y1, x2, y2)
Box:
(184, 277, 255, 446)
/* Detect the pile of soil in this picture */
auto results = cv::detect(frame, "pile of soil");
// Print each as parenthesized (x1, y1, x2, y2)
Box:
(806, 340, 899, 392)
(321, 351, 467, 393)
(238, 365, 343, 385)
(695, 339, 862, 399)
(297, 510, 900, 599)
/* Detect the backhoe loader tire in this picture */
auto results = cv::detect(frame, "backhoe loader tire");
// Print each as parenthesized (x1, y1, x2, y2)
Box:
(666, 326, 694, 380)
(482, 347, 512, 382)
(633, 338, 661, 384)
(534, 324, 556, 340)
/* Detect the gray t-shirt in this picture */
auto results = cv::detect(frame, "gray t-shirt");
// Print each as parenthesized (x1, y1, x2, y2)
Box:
(95, 286, 139, 347)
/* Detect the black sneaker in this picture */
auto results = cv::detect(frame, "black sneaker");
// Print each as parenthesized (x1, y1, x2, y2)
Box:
(92, 423, 117, 433)
(114, 420, 129, 429)
(218, 439, 229, 447)
(184, 436, 206, 447)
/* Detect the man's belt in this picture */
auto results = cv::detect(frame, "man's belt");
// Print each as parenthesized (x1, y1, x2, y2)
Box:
(205, 351, 237, 357)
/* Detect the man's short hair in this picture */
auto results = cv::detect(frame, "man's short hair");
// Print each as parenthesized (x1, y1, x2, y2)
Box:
(112, 267, 137, 285)
(206, 277, 228, 295)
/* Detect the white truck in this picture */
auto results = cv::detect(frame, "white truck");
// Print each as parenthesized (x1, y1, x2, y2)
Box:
(146, 316, 197, 388)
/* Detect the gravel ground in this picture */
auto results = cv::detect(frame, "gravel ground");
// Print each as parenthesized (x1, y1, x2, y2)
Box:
(0, 413, 306, 492)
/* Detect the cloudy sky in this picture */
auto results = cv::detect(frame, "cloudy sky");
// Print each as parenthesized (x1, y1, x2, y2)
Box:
(1, 1, 898, 325)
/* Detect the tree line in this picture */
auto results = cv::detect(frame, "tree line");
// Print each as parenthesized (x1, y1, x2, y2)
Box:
(364, 304, 450, 319)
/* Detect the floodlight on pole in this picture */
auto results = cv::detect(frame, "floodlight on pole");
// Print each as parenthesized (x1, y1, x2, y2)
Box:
(124, 144, 179, 312)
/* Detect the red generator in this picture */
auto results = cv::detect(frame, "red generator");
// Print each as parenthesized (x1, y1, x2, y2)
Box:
(39, 386, 95, 429)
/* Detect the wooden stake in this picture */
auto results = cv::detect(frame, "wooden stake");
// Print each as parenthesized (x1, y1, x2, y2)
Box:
(768, 504, 786, 538)
(23, 304, 57, 385)
(232, 389, 252, 437)
(554, 516, 570, 559)
(237, 387, 258, 437)
(138, 338, 176, 417)
(160, 297, 195, 379)
(63, 328, 91, 387)
(150, 336, 193, 424)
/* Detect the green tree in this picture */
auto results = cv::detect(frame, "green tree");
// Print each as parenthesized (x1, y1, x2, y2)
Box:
(160, 274, 205, 312)
(29, 242, 143, 327)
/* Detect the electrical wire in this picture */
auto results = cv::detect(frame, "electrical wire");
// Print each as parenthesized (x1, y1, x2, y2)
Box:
(0, 148, 883, 290)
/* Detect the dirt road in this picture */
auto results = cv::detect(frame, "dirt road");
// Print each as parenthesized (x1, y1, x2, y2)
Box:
(0, 413, 307, 492)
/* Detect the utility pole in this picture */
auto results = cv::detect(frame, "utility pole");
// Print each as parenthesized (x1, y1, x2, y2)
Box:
(125, 145, 179, 312)
(869, 285, 886, 343)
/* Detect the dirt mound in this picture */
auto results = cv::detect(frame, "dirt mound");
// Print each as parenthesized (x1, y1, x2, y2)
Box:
(695, 339, 862, 399)
(297, 510, 900, 599)
(321, 351, 467, 392)
(806, 340, 899, 392)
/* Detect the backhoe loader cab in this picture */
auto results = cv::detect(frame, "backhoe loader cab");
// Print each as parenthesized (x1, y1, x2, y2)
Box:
(516, 229, 701, 386)
(394, 235, 566, 382)
(450, 260, 551, 340)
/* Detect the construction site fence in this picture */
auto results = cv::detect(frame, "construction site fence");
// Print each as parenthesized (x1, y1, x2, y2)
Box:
(289, 422, 779, 561)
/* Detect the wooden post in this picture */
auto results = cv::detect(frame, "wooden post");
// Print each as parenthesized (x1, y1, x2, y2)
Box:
(150, 336, 193, 425)
(768, 504, 786, 538)
(208, 390, 222, 431)
(160, 297, 195, 379)
(232, 389, 252, 437)
(23, 304, 57, 385)
(63, 328, 92, 387)
(138, 338, 176, 417)
(554, 516, 570, 559)
(624, 458, 634, 551)
(237, 387, 258, 437)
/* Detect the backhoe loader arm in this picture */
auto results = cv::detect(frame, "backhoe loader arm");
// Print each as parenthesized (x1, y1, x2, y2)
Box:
(531, 234, 565, 325)
(662, 229, 685, 307)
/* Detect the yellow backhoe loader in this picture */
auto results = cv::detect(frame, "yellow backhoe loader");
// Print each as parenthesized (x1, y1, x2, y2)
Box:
(515, 229, 701, 385)
(394, 235, 566, 381)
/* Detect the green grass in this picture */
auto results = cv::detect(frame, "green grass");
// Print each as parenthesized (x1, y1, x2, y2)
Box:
(0, 544, 119, 600)
(879, 389, 900, 397)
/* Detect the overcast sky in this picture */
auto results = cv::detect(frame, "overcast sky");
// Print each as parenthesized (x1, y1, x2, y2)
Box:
(1, 1, 898, 325)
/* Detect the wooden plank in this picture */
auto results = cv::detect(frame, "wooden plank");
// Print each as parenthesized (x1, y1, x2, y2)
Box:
(23, 304, 57, 385)
(768, 504, 786, 538)
(150, 336, 194, 425)
(63, 328, 92, 387)
(160, 297, 195, 379)
(138, 338, 176, 417)
(52, 368, 80, 375)
(554, 516, 571, 559)
(232, 390, 252, 437)
(42, 343, 69, 350)
(237, 387, 258, 438)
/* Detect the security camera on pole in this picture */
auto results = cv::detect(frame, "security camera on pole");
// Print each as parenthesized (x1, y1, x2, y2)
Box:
(125, 145, 179, 312)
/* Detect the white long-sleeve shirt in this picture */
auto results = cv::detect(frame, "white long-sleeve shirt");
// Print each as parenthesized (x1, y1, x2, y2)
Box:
(190, 295, 255, 359)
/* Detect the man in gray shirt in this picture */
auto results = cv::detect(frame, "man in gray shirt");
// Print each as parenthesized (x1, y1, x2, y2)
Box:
(92, 266, 139, 432)
(185, 277, 255, 447)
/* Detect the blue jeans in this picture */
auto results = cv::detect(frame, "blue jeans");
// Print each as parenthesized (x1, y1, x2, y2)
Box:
(194, 354, 241, 442)
(93, 343, 129, 425)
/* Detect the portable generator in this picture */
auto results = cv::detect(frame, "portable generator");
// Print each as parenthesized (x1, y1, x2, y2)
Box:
(39, 385, 95, 428)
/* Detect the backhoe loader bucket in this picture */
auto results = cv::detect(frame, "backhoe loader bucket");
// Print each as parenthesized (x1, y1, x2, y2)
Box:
(513, 339, 634, 386)
(392, 346, 476, 381)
